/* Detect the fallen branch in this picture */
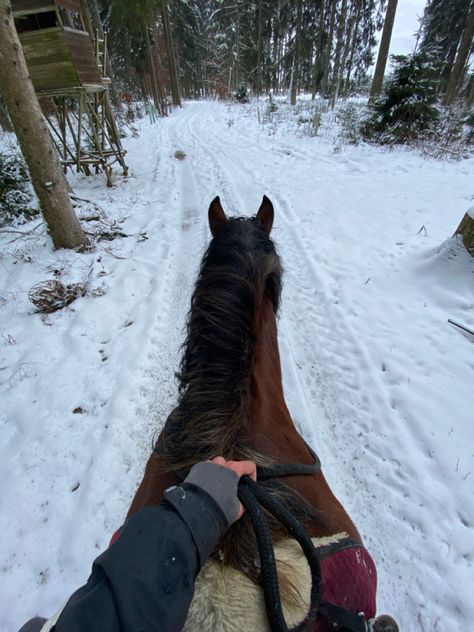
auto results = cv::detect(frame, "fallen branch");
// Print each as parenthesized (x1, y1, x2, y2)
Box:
(0, 222, 43, 236)
(418, 142, 467, 160)
(2, 223, 45, 244)
(448, 319, 474, 337)
(71, 195, 105, 211)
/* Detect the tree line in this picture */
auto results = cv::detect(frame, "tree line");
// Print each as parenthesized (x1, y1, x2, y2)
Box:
(102, 0, 473, 110)
(108, 0, 385, 107)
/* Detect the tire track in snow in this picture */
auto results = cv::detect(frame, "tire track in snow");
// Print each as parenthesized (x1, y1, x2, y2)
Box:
(138, 106, 213, 448)
(55, 116, 190, 557)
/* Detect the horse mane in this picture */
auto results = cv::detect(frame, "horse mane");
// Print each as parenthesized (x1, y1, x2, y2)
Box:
(157, 214, 317, 586)
(159, 216, 282, 467)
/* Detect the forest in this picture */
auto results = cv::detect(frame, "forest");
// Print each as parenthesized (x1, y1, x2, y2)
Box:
(1, 0, 474, 245)
(0, 1, 473, 631)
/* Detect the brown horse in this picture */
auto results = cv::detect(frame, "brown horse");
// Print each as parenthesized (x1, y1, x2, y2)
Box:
(127, 197, 378, 630)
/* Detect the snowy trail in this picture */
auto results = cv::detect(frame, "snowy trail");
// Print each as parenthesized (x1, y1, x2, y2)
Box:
(150, 102, 473, 628)
(1, 100, 473, 631)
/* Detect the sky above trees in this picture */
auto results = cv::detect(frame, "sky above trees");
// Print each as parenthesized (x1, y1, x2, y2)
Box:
(387, 0, 427, 56)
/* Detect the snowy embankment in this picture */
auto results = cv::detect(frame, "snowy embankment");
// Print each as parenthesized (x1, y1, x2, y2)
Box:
(1, 100, 473, 631)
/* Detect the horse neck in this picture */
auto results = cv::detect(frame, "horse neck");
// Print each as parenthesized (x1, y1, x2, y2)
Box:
(246, 295, 311, 464)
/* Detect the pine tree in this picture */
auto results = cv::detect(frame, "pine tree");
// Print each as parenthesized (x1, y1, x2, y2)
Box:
(320, 0, 337, 96)
(370, 0, 398, 100)
(419, 0, 471, 94)
(311, 0, 326, 98)
(329, 0, 349, 105)
(290, 0, 303, 105)
(444, 0, 474, 106)
(161, 1, 181, 106)
(364, 52, 441, 144)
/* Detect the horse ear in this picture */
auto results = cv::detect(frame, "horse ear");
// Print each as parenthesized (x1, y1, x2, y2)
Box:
(256, 195, 274, 235)
(208, 196, 227, 236)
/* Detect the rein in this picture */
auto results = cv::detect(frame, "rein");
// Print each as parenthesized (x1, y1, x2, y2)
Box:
(256, 442, 322, 481)
(241, 443, 372, 632)
(175, 442, 374, 632)
(238, 442, 322, 632)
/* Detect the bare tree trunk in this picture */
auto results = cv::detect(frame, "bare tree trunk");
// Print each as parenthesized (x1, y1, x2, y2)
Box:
(343, 2, 362, 95)
(329, 0, 348, 106)
(290, 0, 303, 106)
(369, 0, 398, 100)
(311, 0, 326, 99)
(274, 1, 284, 94)
(0, 0, 89, 250)
(321, 0, 337, 97)
(255, 0, 263, 94)
(465, 73, 474, 109)
(0, 92, 13, 131)
(264, 12, 272, 93)
(161, 2, 181, 107)
(454, 211, 474, 257)
(151, 22, 168, 114)
(144, 22, 162, 112)
(444, 0, 474, 106)
(332, 3, 357, 107)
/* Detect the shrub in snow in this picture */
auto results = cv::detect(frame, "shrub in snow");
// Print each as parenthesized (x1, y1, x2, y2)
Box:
(234, 83, 249, 104)
(0, 151, 38, 226)
(462, 111, 474, 145)
(336, 102, 365, 144)
(363, 52, 441, 144)
(267, 94, 278, 114)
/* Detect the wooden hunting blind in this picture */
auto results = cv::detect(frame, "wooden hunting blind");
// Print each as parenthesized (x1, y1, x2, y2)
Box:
(12, 0, 128, 185)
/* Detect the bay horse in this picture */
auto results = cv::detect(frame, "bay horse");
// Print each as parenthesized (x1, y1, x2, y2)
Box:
(127, 197, 378, 630)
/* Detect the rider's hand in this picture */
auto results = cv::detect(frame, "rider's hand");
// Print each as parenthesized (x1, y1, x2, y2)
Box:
(209, 457, 257, 519)
(184, 457, 257, 524)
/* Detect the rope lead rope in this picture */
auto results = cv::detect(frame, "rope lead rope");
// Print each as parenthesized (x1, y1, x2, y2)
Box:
(238, 475, 322, 632)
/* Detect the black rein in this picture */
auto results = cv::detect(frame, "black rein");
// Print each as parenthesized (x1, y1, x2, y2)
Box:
(238, 441, 323, 632)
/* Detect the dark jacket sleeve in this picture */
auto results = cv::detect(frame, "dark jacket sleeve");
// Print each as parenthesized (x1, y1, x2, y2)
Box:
(53, 483, 228, 632)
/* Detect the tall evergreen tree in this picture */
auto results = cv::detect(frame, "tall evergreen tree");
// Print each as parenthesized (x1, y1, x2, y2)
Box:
(290, 0, 303, 105)
(370, 0, 398, 100)
(364, 51, 441, 143)
(419, 0, 471, 94)
(443, 0, 474, 106)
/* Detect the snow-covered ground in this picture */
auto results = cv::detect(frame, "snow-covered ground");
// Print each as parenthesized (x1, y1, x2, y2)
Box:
(1, 99, 473, 631)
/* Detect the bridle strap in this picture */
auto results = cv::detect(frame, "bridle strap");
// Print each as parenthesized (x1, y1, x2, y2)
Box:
(257, 441, 321, 480)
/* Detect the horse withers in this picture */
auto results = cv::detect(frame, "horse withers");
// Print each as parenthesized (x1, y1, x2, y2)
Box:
(126, 196, 395, 631)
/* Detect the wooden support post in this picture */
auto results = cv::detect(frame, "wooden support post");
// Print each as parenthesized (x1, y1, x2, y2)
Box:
(77, 91, 83, 172)
(84, 91, 113, 186)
